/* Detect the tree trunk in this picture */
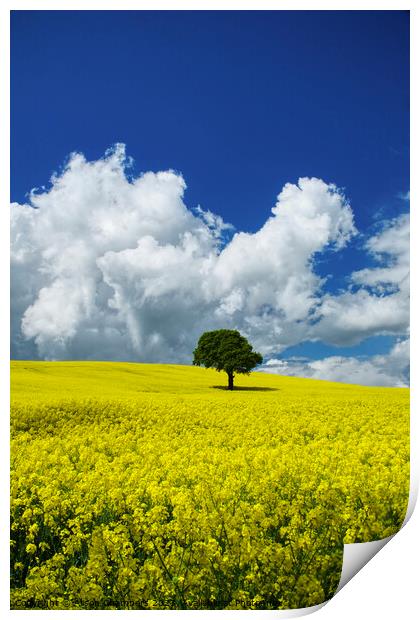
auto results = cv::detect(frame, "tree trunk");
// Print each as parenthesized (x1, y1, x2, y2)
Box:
(227, 371, 234, 390)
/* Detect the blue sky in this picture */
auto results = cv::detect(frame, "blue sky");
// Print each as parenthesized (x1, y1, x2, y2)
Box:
(10, 11, 410, 385)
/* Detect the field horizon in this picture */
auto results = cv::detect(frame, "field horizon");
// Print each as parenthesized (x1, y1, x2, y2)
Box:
(11, 360, 408, 399)
(10, 360, 409, 610)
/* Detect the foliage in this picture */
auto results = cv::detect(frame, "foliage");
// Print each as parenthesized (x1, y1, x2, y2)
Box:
(193, 330, 263, 389)
(10, 361, 409, 610)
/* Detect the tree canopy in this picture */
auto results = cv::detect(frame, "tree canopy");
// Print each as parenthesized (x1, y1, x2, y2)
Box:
(193, 329, 263, 390)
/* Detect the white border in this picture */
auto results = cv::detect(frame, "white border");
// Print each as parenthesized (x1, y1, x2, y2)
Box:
(0, 1, 414, 10)
(2, 2, 417, 618)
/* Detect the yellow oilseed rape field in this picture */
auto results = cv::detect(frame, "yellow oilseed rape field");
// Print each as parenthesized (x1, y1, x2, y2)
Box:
(10, 361, 409, 610)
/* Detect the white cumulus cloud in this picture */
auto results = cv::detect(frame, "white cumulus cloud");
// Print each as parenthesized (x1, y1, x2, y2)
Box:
(11, 145, 409, 386)
(262, 338, 409, 387)
(311, 213, 409, 346)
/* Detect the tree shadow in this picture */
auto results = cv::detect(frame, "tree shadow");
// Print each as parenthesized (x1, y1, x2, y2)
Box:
(212, 385, 279, 392)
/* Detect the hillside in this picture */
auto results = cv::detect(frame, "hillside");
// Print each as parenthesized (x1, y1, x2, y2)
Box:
(11, 360, 405, 402)
(10, 361, 409, 610)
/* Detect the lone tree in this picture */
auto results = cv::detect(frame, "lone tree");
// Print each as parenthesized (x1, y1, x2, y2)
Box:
(193, 329, 263, 390)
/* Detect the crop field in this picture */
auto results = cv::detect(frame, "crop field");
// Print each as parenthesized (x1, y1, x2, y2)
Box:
(10, 361, 409, 610)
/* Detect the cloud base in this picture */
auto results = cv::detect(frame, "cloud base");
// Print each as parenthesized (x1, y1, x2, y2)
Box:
(11, 145, 409, 387)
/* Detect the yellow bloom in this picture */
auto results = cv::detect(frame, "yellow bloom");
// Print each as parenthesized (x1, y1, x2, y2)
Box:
(10, 361, 409, 610)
